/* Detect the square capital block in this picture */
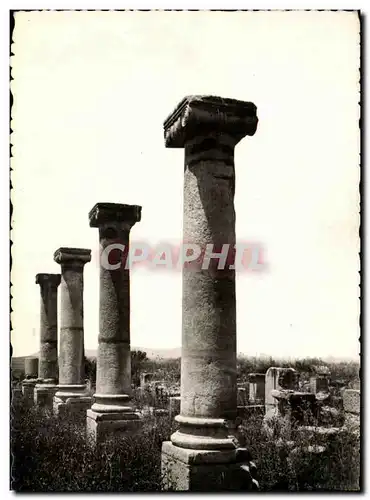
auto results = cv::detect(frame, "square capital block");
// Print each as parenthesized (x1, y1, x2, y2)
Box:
(54, 247, 91, 265)
(164, 95, 258, 148)
(35, 273, 61, 287)
(89, 203, 142, 228)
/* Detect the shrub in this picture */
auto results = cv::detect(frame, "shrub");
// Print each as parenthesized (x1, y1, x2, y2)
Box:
(11, 397, 173, 492)
(238, 412, 360, 491)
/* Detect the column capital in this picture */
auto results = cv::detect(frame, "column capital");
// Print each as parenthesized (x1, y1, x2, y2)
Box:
(53, 247, 91, 265)
(164, 95, 258, 148)
(35, 273, 61, 287)
(89, 202, 141, 228)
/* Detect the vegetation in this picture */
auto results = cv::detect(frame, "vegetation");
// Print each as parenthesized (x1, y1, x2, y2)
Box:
(11, 392, 360, 492)
(11, 397, 173, 492)
(12, 356, 360, 491)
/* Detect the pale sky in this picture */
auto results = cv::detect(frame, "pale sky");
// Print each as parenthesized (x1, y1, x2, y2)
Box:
(10, 10, 360, 360)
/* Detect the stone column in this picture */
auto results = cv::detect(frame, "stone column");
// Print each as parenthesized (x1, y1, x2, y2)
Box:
(86, 203, 142, 445)
(25, 357, 39, 378)
(34, 273, 61, 406)
(53, 247, 92, 417)
(248, 373, 265, 403)
(161, 96, 259, 491)
(22, 357, 39, 403)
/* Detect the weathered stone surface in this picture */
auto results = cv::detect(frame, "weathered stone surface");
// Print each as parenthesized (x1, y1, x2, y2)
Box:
(237, 387, 248, 406)
(170, 396, 181, 420)
(265, 367, 299, 411)
(343, 389, 360, 415)
(263, 390, 318, 440)
(86, 408, 142, 445)
(161, 95, 258, 491)
(24, 357, 38, 378)
(163, 95, 258, 148)
(248, 373, 265, 403)
(310, 375, 330, 394)
(22, 379, 37, 402)
(35, 273, 61, 383)
(54, 395, 92, 418)
(53, 247, 91, 413)
(162, 442, 259, 491)
(34, 384, 58, 407)
(87, 203, 142, 445)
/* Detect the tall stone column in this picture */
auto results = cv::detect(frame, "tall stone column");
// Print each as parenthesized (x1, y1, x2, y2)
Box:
(53, 247, 92, 417)
(161, 96, 259, 491)
(34, 273, 61, 406)
(86, 203, 142, 445)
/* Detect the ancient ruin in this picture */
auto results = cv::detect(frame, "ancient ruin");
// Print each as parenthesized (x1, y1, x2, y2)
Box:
(53, 247, 92, 417)
(34, 273, 61, 406)
(22, 357, 39, 402)
(86, 203, 142, 445)
(160, 95, 259, 491)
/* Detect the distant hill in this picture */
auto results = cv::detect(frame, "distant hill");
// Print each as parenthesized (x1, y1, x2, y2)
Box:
(11, 347, 182, 367)
(11, 348, 359, 366)
(85, 347, 181, 360)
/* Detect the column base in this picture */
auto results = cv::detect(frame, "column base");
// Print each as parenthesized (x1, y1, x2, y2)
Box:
(22, 379, 38, 402)
(54, 395, 92, 417)
(34, 383, 58, 407)
(53, 384, 91, 417)
(161, 441, 259, 491)
(86, 409, 142, 447)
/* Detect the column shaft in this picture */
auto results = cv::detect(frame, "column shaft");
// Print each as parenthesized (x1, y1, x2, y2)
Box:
(34, 273, 61, 406)
(96, 227, 131, 399)
(161, 96, 259, 491)
(182, 134, 237, 422)
(36, 274, 61, 382)
(54, 249, 91, 388)
(87, 203, 142, 445)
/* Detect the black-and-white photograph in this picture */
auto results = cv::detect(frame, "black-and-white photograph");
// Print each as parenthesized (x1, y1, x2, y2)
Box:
(9, 9, 361, 492)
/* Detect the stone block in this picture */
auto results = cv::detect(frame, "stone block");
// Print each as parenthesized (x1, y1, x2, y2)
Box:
(22, 379, 37, 403)
(24, 357, 39, 378)
(161, 441, 258, 491)
(310, 375, 329, 394)
(34, 384, 58, 407)
(86, 409, 142, 446)
(237, 387, 248, 406)
(53, 395, 92, 417)
(343, 389, 360, 415)
(248, 373, 265, 403)
(265, 367, 299, 410)
(12, 388, 22, 402)
(169, 396, 181, 420)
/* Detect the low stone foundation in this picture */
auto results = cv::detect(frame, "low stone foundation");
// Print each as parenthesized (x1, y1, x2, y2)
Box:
(161, 442, 259, 492)
(86, 409, 142, 446)
(34, 384, 58, 407)
(53, 395, 92, 417)
(22, 379, 38, 403)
